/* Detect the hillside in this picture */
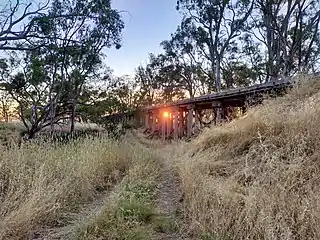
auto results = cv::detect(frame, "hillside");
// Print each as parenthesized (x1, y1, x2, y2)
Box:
(170, 75, 320, 239)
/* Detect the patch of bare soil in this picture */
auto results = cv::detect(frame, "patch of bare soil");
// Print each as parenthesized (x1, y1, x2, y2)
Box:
(132, 131, 192, 239)
(153, 158, 191, 240)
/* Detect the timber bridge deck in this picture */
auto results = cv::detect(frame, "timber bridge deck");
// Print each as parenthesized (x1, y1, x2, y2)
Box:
(105, 79, 294, 139)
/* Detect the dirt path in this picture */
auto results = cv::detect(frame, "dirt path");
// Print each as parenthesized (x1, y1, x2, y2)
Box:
(131, 130, 192, 239)
(29, 182, 123, 240)
(30, 132, 190, 240)
(153, 155, 191, 240)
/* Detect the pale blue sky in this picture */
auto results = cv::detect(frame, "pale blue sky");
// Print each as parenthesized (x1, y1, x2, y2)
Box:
(104, 0, 182, 77)
(0, 0, 181, 76)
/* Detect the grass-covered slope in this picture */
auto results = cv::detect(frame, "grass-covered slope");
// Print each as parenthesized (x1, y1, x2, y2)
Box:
(175, 76, 320, 239)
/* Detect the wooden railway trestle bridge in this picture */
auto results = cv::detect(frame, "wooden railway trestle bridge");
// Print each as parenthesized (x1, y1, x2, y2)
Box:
(104, 79, 293, 140)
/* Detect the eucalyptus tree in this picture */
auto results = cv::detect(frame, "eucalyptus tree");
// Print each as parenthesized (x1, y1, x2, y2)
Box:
(161, 28, 211, 97)
(134, 63, 159, 107)
(1, 0, 124, 138)
(0, 58, 16, 121)
(0, 0, 50, 50)
(250, 0, 320, 80)
(176, 0, 255, 91)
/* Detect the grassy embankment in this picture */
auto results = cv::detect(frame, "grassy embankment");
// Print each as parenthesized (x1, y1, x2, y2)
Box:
(171, 75, 320, 239)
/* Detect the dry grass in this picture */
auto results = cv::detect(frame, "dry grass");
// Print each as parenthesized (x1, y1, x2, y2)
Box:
(0, 137, 135, 239)
(2, 75, 320, 240)
(174, 75, 320, 239)
(0, 122, 25, 145)
(74, 138, 163, 240)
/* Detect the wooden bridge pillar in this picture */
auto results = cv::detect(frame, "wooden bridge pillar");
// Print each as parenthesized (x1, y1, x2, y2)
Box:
(241, 104, 247, 116)
(194, 109, 201, 133)
(179, 109, 186, 137)
(161, 111, 166, 141)
(173, 109, 179, 140)
(212, 101, 223, 125)
(151, 111, 157, 133)
(195, 109, 200, 126)
(187, 105, 194, 138)
(167, 110, 174, 138)
(166, 113, 170, 138)
(144, 111, 149, 129)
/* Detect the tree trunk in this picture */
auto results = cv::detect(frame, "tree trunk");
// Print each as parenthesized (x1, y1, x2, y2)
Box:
(1, 101, 8, 122)
(4, 111, 8, 122)
(215, 57, 222, 92)
(27, 126, 39, 139)
(70, 99, 76, 133)
(50, 98, 55, 136)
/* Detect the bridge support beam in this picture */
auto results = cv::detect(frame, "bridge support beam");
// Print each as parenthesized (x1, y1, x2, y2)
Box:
(167, 112, 173, 138)
(195, 109, 200, 126)
(194, 109, 201, 134)
(123, 115, 128, 126)
(173, 109, 179, 140)
(161, 112, 166, 141)
(187, 105, 194, 138)
(179, 109, 186, 137)
(151, 111, 157, 133)
(144, 111, 150, 129)
(212, 101, 223, 125)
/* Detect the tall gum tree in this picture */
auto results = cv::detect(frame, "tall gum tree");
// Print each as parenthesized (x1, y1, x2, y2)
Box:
(0, 0, 124, 138)
(176, 0, 254, 92)
(160, 26, 212, 97)
(249, 0, 320, 80)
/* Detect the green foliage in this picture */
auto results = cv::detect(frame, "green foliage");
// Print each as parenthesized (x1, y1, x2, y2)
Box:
(10, 73, 26, 92)
(152, 215, 181, 234)
(222, 62, 257, 88)
(29, 56, 47, 85)
(133, 0, 320, 102)
(251, 0, 320, 80)
(124, 183, 156, 202)
(76, 74, 139, 125)
(0, 0, 319, 133)
(175, 0, 255, 91)
(200, 232, 216, 240)
(132, 0, 259, 100)
(118, 199, 155, 223)
(0, 0, 124, 138)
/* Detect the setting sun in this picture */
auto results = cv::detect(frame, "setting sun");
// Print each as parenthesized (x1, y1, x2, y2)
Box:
(163, 111, 169, 118)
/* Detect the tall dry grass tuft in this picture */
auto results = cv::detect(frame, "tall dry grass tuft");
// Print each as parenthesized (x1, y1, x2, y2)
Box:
(176, 75, 320, 239)
(0, 137, 133, 239)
